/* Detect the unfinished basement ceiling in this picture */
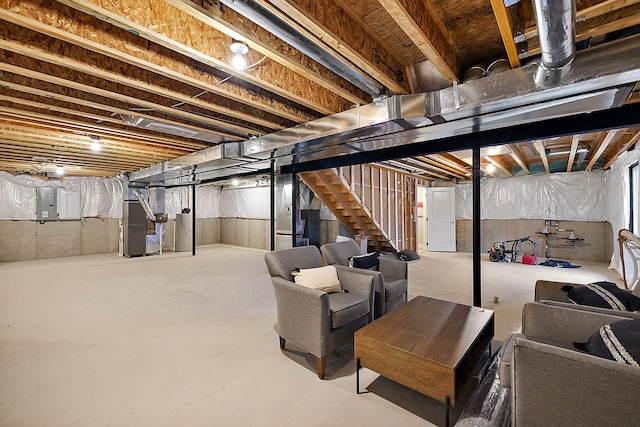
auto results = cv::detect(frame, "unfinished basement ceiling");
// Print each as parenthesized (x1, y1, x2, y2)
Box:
(0, 0, 639, 181)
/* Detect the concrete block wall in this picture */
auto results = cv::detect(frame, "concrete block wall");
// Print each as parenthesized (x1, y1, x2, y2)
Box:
(0, 218, 119, 262)
(219, 218, 269, 250)
(1, 217, 339, 262)
(455, 219, 614, 262)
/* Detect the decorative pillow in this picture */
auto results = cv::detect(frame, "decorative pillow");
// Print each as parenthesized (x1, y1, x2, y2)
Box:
(292, 265, 342, 293)
(561, 281, 640, 311)
(349, 252, 378, 270)
(398, 248, 420, 261)
(583, 320, 640, 366)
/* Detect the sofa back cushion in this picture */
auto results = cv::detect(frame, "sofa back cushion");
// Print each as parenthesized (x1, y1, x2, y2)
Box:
(522, 302, 631, 350)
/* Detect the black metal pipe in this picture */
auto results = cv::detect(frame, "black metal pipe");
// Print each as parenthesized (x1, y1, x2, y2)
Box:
(192, 183, 196, 256)
(291, 173, 298, 247)
(270, 158, 275, 251)
(473, 145, 481, 307)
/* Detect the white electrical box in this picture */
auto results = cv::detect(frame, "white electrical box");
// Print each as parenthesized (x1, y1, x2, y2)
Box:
(58, 189, 81, 220)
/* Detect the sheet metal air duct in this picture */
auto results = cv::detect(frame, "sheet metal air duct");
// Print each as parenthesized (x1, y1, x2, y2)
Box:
(533, 0, 576, 88)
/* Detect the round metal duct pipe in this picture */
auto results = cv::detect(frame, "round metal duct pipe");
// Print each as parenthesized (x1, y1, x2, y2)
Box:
(533, 0, 576, 88)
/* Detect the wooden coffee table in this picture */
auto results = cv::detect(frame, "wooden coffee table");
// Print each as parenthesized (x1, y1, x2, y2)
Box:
(354, 296, 494, 425)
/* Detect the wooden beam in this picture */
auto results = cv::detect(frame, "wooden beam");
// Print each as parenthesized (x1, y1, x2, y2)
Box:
(603, 130, 640, 169)
(0, 77, 239, 140)
(526, 13, 640, 57)
(519, 0, 640, 43)
(0, 102, 208, 151)
(54, 0, 349, 115)
(0, 123, 195, 159)
(0, 61, 249, 137)
(264, 0, 409, 93)
(484, 155, 513, 177)
(0, 4, 316, 124)
(165, 0, 371, 106)
(392, 159, 454, 181)
(377, 0, 462, 83)
(586, 129, 622, 171)
(567, 135, 580, 172)
(490, 0, 521, 68)
(414, 156, 468, 179)
(427, 154, 470, 175)
(534, 140, 550, 173)
(0, 36, 287, 132)
(507, 144, 530, 174)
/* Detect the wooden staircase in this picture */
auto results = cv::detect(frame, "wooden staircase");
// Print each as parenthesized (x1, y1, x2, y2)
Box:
(300, 167, 415, 252)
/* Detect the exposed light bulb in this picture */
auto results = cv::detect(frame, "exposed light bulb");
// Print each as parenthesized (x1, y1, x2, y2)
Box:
(231, 178, 240, 187)
(55, 167, 64, 176)
(231, 54, 247, 70)
(90, 135, 101, 151)
(486, 164, 496, 173)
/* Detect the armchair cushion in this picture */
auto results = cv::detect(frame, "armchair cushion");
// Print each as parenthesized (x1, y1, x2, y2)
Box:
(293, 265, 342, 294)
(328, 292, 370, 329)
(584, 319, 640, 366)
(349, 252, 378, 270)
(562, 281, 640, 311)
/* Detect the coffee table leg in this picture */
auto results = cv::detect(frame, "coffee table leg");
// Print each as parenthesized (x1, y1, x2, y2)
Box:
(445, 395, 450, 427)
(356, 358, 361, 394)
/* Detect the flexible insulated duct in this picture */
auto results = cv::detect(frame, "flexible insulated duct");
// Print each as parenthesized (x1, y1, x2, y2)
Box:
(533, 0, 576, 87)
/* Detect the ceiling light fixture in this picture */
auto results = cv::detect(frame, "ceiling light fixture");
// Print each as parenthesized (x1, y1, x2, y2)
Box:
(486, 164, 496, 173)
(55, 166, 65, 176)
(230, 39, 249, 70)
(231, 178, 240, 187)
(90, 135, 101, 152)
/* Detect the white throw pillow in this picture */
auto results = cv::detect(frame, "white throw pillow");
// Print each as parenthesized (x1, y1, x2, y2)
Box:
(293, 265, 342, 293)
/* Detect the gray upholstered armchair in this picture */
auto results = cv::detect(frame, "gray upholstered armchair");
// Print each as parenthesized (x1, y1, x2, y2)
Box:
(264, 245, 374, 379)
(321, 239, 408, 318)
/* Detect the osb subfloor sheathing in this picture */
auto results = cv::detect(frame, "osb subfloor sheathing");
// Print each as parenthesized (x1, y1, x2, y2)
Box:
(0, 245, 620, 426)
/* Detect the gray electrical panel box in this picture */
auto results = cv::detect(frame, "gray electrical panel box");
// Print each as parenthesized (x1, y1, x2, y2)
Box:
(37, 188, 57, 222)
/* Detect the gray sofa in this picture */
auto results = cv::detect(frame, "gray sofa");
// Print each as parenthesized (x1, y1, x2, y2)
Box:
(264, 245, 374, 379)
(535, 279, 640, 319)
(320, 239, 408, 318)
(500, 301, 640, 426)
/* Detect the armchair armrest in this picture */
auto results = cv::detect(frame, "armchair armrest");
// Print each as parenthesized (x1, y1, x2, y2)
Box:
(511, 337, 640, 427)
(336, 268, 375, 322)
(378, 256, 408, 282)
(271, 276, 330, 356)
(333, 264, 384, 294)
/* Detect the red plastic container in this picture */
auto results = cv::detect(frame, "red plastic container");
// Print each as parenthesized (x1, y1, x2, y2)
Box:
(522, 254, 537, 265)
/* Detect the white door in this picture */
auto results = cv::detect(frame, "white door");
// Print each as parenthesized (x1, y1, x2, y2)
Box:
(427, 187, 456, 252)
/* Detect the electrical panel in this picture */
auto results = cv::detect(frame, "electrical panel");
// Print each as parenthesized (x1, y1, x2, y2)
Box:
(58, 189, 81, 220)
(37, 188, 57, 222)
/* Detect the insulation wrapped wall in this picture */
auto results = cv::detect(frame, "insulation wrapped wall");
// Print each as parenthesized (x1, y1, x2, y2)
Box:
(455, 171, 606, 221)
(0, 172, 123, 220)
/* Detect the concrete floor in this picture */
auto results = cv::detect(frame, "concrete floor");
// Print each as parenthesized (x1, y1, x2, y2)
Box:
(0, 245, 621, 427)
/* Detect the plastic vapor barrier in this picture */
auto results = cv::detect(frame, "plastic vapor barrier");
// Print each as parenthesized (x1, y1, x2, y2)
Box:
(0, 171, 123, 220)
(219, 186, 270, 219)
(455, 170, 606, 221)
(605, 148, 640, 275)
